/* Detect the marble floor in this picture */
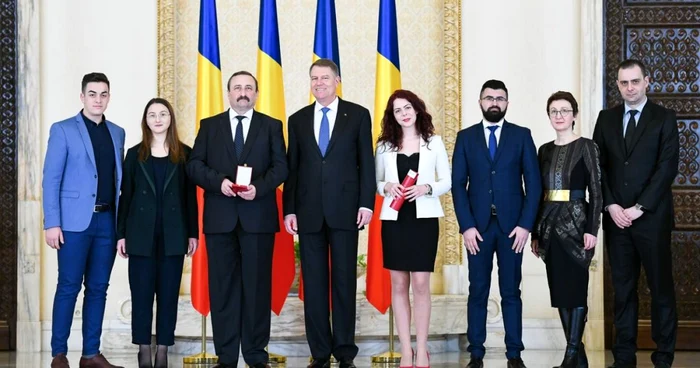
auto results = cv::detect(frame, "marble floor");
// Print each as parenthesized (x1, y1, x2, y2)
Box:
(0, 350, 698, 368)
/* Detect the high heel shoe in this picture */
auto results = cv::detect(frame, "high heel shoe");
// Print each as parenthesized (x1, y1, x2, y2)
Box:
(415, 351, 430, 368)
(399, 348, 414, 368)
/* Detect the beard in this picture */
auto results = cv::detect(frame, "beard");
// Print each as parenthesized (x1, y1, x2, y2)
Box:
(482, 106, 507, 123)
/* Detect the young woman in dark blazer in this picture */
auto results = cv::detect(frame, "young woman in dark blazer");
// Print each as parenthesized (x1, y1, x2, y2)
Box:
(117, 98, 198, 368)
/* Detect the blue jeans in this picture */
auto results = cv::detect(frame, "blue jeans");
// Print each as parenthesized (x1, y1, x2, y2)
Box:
(466, 217, 524, 359)
(51, 211, 116, 356)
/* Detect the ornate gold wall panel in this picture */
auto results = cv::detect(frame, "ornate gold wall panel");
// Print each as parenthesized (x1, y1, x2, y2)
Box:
(157, 1, 462, 267)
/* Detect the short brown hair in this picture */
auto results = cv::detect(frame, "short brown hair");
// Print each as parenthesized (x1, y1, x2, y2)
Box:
(618, 59, 648, 77)
(546, 91, 579, 116)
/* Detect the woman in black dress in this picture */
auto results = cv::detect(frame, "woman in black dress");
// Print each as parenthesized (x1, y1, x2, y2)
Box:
(531, 91, 602, 368)
(117, 98, 199, 368)
(375, 90, 451, 368)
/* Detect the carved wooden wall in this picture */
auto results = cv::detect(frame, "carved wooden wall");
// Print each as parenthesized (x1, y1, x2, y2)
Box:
(0, 0, 17, 351)
(604, 0, 700, 350)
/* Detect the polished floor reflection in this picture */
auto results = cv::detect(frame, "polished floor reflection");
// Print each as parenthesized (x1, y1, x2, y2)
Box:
(0, 350, 698, 367)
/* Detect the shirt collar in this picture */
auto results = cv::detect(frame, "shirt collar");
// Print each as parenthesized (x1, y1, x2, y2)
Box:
(624, 96, 648, 116)
(81, 110, 105, 125)
(482, 119, 504, 130)
(229, 108, 254, 122)
(314, 96, 339, 113)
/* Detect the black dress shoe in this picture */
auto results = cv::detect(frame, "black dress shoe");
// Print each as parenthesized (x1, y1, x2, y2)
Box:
(338, 358, 357, 368)
(308, 358, 331, 368)
(250, 364, 272, 368)
(654, 363, 671, 368)
(508, 357, 527, 368)
(466, 357, 484, 368)
(608, 363, 636, 368)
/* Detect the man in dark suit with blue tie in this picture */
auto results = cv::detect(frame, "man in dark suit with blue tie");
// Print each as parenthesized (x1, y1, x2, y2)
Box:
(452, 80, 541, 368)
(283, 59, 375, 368)
(187, 71, 288, 368)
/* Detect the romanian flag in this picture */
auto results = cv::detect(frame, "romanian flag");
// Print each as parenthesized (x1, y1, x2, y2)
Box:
(191, 0, 224, 316)
(310, 0, 342, 101)
(256, 0, 295, 315)
(366, 0, 401, 314)
(299, 0, 343, 302)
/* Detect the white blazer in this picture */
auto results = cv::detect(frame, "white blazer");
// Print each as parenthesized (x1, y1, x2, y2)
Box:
(375, 135, 452, 221)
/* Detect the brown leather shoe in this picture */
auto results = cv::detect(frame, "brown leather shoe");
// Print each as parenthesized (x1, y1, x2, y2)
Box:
(78, 354, 124, 368)
(51, 353, 70, 368)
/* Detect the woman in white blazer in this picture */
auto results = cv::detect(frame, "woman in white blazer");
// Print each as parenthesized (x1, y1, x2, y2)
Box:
(375, 90, 451, 368)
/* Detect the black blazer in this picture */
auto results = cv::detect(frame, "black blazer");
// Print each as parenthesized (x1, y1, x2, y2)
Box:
(117, 144, 198, 257)
(187, 110, 287, 234)
(592, 100, 679, 230)
(283, 98, 376, 233)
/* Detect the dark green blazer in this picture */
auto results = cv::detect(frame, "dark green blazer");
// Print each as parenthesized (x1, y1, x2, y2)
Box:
(117, 143, 198, 256)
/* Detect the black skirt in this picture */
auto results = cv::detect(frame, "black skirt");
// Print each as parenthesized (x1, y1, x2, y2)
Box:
(381, 153, 439, 272)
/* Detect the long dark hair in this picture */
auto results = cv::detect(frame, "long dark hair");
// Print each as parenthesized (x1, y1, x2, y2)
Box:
(138, 98, 185, 163)
(377, 89, 435, 150)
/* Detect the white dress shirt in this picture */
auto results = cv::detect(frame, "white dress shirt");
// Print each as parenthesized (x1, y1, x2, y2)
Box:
(229, 108, 254, 144)
(313, 97, 339, 143)
(623, 97, 648, 137)
(482, 119, 504, 148)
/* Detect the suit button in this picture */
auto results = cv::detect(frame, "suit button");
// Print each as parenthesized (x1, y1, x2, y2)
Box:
(491, 171, 496, 174)
(322, 160, 326, 164)
(92, 194, 96, 197)
(140, 207, 144, 211)
(624, 182, 628, 186)
(143, 190, 147, 194)
(171, 207, 175, 211)
(489, 190, 492, 194)
(625, 161, 629, 165)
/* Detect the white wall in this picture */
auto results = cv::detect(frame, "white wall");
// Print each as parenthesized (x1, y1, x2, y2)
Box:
(39, 0, 157, 348)
(450, 0, 582, 346)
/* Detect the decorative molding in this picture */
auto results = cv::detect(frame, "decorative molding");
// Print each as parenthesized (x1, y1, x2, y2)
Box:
(157, 0, 176, 101)
(442, 0, 462, 265)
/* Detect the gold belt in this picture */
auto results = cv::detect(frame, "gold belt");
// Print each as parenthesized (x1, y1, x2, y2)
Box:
(545, 190, 570, 202)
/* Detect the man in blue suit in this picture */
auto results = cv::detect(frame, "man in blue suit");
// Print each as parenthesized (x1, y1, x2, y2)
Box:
(452, 80, 541, 368)
(43, 73, 125, 368)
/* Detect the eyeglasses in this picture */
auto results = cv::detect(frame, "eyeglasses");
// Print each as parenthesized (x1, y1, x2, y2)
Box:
(147, 112, 171, 120)
(549, 109, 574, 117)
(481, 96, 508, 103)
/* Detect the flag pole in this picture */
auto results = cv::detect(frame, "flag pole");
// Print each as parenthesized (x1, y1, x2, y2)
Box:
(183, 315, 218, 364)
(371, 305, 401, 364)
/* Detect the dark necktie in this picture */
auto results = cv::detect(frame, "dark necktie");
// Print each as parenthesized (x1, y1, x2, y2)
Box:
(234, 115, 245, 160)
(624, 109, 638, 151)
(319, 107, 330, 156)
(487, 125, 499, 160)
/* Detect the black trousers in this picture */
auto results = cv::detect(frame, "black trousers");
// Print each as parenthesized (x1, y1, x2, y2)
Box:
(206, 224, 274, 366)
(299, 222, 359, 360)
(128, 237, 184, 346)
(606, 220, 677, 365)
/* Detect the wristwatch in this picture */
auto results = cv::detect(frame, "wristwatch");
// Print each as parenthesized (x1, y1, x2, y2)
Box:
(425, 184, 433, 196)
(634, 203, 645, 212)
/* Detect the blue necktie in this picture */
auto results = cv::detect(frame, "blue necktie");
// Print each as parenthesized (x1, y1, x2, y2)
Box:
(234, 115, 245, 160)
(487, 125, 498, 160)
(319, 107, 330, 156)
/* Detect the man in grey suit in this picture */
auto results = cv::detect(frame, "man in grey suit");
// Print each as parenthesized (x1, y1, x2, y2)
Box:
(43, 73, 125, 368)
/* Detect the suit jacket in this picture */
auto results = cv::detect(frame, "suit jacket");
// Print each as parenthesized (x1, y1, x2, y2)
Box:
(375, 135, 451, 221)
(451, 121, 541, 234)
(42, 112, 125, 231)
(117, 144, 199, 257)
(187, 109, 288, 234)
(283, 98, 375, 232)
(592, 100, 679, 231)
